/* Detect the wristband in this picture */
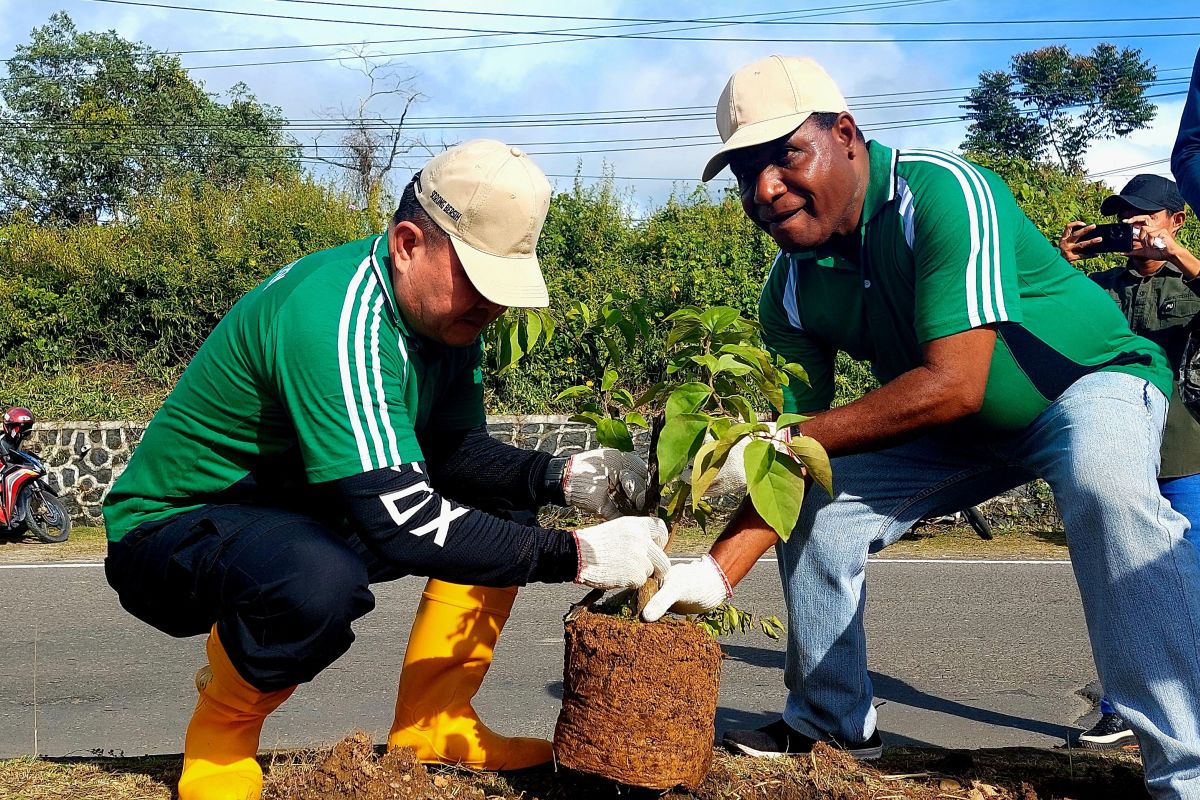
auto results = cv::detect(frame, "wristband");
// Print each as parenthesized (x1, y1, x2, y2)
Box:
(544, 456, 569, 506)
(703, 553, 733, 600)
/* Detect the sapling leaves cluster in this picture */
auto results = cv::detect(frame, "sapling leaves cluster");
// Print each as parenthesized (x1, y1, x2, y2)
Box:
(554, 296, 833, 540)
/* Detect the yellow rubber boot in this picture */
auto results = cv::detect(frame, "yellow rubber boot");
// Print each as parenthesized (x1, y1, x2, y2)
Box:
(387, 579, 552, 770)
(178, 626, 296, 800)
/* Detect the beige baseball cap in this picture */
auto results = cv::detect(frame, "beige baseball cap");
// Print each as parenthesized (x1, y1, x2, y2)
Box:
(414, 138, 552, 308)
(701, 55, 849, 182)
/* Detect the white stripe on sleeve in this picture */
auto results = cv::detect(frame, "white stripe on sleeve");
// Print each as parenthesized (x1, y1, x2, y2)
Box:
(338, 256, 375, 471)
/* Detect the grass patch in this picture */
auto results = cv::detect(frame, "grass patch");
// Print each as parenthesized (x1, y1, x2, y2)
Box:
(887, 524, 1068, 560)
(2, 362, 175, 422)
(664, 517, 1068, 560)
(0, 525, 107, 563)
(0, 738, 1147, 800)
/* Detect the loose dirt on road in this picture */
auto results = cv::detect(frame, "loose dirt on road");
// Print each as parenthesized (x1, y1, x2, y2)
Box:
(0, 732, 1147, 800)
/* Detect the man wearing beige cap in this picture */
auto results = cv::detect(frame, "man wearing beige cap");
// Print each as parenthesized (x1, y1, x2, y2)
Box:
(645, 56, 1200, 797)
(103, 138, 665, 800)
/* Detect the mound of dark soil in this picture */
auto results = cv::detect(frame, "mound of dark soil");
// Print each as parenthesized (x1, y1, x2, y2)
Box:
(261, 731, 484, 800)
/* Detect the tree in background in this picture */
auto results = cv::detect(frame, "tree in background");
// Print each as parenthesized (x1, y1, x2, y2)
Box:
(311, 50, 424, 223)
(0, 12, 299, 224)
(962, 44, 1156, 172)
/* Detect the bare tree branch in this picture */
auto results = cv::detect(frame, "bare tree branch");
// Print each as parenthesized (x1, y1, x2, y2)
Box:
(310, 47, 426, 221)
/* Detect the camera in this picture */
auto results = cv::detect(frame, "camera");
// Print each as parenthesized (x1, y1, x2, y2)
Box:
(1073, 222, 1134, 256)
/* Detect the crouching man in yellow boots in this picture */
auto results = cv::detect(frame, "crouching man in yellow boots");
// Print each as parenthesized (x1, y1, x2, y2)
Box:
(102, 139, 668, 800)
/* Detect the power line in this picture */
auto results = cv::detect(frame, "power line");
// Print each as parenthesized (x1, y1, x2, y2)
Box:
(69, 2, 886, 58)
(78, 0, 1200, 47)
(271, 1, 1200, 29)
(145, 0, 941, 56)
(1085, 158, 1171, 180)
(0, 0, 941, 76)
(1, 69, 1188, 131)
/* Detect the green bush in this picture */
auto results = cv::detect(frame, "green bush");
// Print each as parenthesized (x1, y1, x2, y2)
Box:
(0, 175, 373, 371)
(3, 157, 1196, 420)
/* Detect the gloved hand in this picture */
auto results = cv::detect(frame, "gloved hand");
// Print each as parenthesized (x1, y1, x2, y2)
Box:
(696, 424, 797, 500)
(564, 448, 649, 519)
(573, 517, 670, 589)
(641, 554, 732, 621)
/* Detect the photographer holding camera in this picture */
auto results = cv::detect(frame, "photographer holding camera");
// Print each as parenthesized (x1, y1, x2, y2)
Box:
(1059, 173, 1200, 750)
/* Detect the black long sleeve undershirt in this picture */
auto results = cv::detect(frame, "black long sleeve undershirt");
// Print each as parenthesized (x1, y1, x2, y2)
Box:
(418, 425, 566, 515)
(335, 463, 577, 587)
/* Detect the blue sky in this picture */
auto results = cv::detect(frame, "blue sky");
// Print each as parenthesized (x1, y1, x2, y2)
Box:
(1, 0, 1197, 207)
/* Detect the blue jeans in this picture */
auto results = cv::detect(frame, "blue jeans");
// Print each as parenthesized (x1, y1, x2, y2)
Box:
(1099, 472, 1200, 719)
(776, 372, 1200, 799)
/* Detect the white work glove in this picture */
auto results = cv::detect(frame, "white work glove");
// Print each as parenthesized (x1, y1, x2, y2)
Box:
(694, 424, 797, 500)
(573, 516, 670, 589)
(563, 448, 649, 519)
(641, 554, 732, 621)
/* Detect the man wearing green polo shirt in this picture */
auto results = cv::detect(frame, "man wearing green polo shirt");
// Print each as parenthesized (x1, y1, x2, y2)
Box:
(103, 139, 668, 800)
(643, 56, 1200, 798)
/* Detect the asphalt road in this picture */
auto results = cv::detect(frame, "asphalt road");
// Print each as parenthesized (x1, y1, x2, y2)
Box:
(0, 557, 1097, 758)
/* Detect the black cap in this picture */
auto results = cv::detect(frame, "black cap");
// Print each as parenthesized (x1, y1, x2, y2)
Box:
(1101, 174, 1186, 216)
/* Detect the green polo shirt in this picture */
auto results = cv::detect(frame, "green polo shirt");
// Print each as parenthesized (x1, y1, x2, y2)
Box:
(103, 235, 486, 542)
(759, 141, 1170, 432)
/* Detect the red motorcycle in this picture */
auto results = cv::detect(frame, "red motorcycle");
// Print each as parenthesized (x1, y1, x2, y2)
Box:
(0, 407, 70, 544)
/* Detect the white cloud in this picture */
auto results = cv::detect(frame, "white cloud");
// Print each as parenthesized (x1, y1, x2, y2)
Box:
(1085, 100, 1185, 190)
(12, 1, 1187, 209)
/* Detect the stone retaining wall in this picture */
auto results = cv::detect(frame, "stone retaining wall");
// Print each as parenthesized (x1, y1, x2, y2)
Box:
(22, 419, 1061, 530)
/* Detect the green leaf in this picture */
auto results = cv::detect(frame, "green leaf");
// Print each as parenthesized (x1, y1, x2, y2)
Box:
(601, 367, 619, 392)
(781, 361, 810, 386)
(569, 411, 605, 428)
(666, 318, 703, 349)
(774, 413, 811, 431)
(699, 306, 741, 333)
(611, 388, 636, 408)
(538, 309, 557, 344)
(568, 300, 593, 325)
(633, 382, 667, 409)
(717, 421, 768, 447)
(728, 394, 758, 423)
(664, 307, 701, 322)
(690, 353, 722, 374)
(745, 439, 808, 541)
(624, 410, 649, 429)
(596, 418, 634, 451)
(689, 436, 725, 506)
(657, 413, 710, 485)
(714, 353, 754, 376)
(554, 385, 594, 403)
(601, 333, 625, 366)
(665, 382, 711, 419)
(523, 308, 543, 351)
(760, 381, 785, 415)
(663, 480, 688, 519)
(787, 436, 834, 497)
(496, 317, 524, 375)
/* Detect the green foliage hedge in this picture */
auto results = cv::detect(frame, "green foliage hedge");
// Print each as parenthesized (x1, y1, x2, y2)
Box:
(1, 156, 1196, 420)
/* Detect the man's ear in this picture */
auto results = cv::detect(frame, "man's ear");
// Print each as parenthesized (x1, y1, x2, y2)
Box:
(835, 112, 859, 154)
(389, 220, 423, 265)
(1171, 209, 1187, 232)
